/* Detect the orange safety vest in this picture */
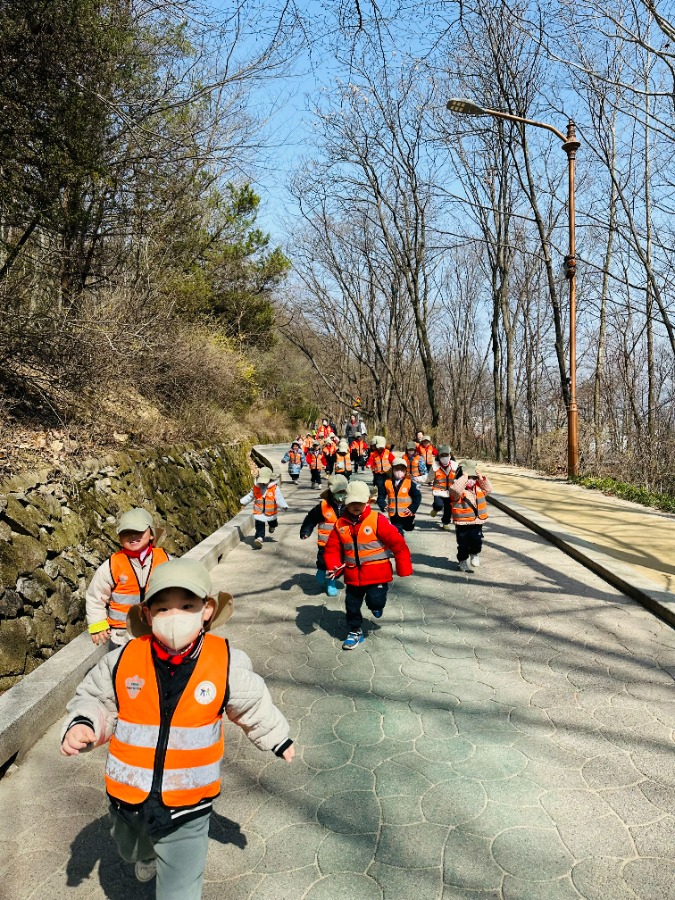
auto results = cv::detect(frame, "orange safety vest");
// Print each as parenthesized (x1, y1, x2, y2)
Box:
(333, 453, 352, 474)
(335, 509, 391, 567)
(303, 438, 312, 451)
(419, 445, 436, 467)
(351, 440, 368, 455)
(386, 477, 413, 518)
(307, 450, 324, 471)
(371, 452, 392, 474)
(108, 548, 169, 631)
(317, 500, 339, 547)
(452, 487, 488, 524)
(433, 467, 455, 493)
(253, 483, 278, 517)
(405, 453, 423, 478)
(105, 634, 228, 808)
(323, 443, 336, 458)
(288, 449, 303, 467)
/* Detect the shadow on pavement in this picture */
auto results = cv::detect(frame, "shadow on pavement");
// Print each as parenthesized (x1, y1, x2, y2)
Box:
(279, 572, 326, 595)
(66, 811, 246, 898)
(296, 603, 345, 638)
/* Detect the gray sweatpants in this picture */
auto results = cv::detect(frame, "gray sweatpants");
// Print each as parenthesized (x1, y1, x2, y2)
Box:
(109, 804, 210, 899)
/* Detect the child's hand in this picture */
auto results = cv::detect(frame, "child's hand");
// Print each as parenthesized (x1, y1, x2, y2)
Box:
(282, 745, 295, 763)
(61, 724, 96, 756)
(300, 535, 309, 540)
(91, 629, 111, 646)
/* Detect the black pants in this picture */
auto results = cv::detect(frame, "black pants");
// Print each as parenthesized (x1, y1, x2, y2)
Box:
(325, 456, 335, 475)
(390, 514, 415, 534)
(255, 518, 278, 539)
(345, 583, 388, 631)
(455, 524, 483, 561)
(432, 496, 452, 525)
(290, 473, 299, 482)
(315, 546, 326, 571)
(372, 473, 387, 512)
(310, 468, 322, 485)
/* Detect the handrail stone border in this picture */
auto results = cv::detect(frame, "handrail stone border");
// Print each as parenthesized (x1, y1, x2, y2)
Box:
(488, 492, 675, 629)
(0, 445, 273, 774)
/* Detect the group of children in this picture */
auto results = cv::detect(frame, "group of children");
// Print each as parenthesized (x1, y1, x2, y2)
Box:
(66, 425, 491, 898)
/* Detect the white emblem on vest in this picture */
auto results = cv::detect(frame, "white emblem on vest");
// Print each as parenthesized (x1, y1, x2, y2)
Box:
(195, 681, 217, 705)
(126, 676, 144, 699)
(364, 526, 373, 535)
(119, 574, 128, 584)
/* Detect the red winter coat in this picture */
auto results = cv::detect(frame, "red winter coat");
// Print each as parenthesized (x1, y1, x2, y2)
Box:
(324, 505, 413, 586)
(365, 449, 395, 473)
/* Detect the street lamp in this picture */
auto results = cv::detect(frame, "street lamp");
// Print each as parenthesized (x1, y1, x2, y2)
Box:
(446, 98, 581, 478)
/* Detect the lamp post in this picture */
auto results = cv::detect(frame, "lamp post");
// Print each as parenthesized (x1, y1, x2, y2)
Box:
(446, 98, 581, 478)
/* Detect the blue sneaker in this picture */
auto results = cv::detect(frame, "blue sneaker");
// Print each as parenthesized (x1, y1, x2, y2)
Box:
(372, 609, 383, 619)
(316, 569, 326, 585)
(326, 581, 339, 597)
(342, 631, 364, 650)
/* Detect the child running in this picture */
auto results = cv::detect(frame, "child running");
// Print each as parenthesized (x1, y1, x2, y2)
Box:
(299, 474, 348, 597)
(324, 480, 412, 650)
(430, 444, 458, 530)
(403, 441, 428, 485)
(332, 440, 353, 479)
(366, 435, 395, 512)
(385, 457, 422, 533)
(85, 508, 169, 648)
(305, 439, 325, 489)
(281, 440, 306, 483)
(60, 558, 294, 898)
(240, 466, 288, 549)
(449, 462, 493, 571)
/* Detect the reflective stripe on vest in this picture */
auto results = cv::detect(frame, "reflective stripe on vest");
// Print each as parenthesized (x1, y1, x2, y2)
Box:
(317, 500, 338, 547)
(105, 633, 228, 808)
(405, 454, 422, 478)
(433, 468, 455, 492)
(386, 478, 413, 517)
(253, 484, 277, 517)
(371, 452, 391, 474)
(333, 454, 352, 474)
(108, 549, 169, 630)
(335, 510, 390, 567)
(452, 488, 488, 523)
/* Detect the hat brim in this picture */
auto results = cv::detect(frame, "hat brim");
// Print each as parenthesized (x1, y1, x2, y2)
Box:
(127, 591, 234, 638)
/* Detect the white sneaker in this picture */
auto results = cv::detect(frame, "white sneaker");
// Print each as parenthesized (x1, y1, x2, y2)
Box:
(470, 554, 481, 567)
(253, 537, 263, 549)
(442, 524, 452, 531)
(458, 559, 470, 572)
(135, 859, 157, 883)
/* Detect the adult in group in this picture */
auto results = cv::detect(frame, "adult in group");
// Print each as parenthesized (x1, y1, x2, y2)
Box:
(344, 413, 360, 444)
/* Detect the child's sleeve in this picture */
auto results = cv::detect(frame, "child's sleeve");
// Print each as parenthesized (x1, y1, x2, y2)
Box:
(275, 486, 289, 509)
(240, 489, 254, 506)
(323, 525, 343, 571)
(226, 648, 291, 751)
(61, 649, 122, 747)
(377, 514, 413, 576)
(300, 504, 323, 538)
(478, 475, 493, 495)
(85, 560, 115, 633)
(409, 482, 422, 514)
(281, 452, 290, 463)
(448, 474, 467, 502)
(418, 459, 428, 475)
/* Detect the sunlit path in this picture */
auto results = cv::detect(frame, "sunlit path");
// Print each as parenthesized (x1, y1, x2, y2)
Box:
(0, 445, 673, 900)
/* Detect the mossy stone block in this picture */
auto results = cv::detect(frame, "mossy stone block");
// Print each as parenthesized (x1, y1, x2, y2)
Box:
(9, 534, 47, 576)
(48, 512, 87, 552)
(3, 498, 43, 538)
(31, 608, 56, 648)
(0, 618, 28, 674)
(0, 541, 19, 588)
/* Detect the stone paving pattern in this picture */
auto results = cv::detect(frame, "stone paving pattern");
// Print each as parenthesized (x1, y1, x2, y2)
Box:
(0, 445, 674, 899)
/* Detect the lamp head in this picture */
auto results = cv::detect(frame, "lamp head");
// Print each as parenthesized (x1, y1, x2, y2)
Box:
(446, 98, 486, 116)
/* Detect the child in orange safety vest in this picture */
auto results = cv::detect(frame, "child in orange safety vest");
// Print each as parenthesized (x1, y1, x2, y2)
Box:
(61, 558, 294, 898)
(324, 480, 413, 650)
(240, 466, 288, 549)
(332, 440, 353, 479)
(305, 439, 325, 488)
(350, 436, 369, 473)
(281, 440, 306, 482)
(404, 440, 428, 485)
(366, 435, 395, 512)
(448, 461, 492, 571)
(430, 444, 458, 529)
(85, 507, 170, 648)
(385, 457, 422, 533)
(300, 474, 348, 597)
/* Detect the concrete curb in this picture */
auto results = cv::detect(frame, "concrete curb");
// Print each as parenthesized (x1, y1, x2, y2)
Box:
(488, 492, 675, 629)
(0, 446, 274, 772)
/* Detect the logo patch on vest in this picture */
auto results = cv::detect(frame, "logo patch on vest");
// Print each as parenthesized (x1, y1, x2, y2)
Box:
(125, 676, 144, 699)
(119, 574, 128, 584)
(195, 681, 217, 705)
(363, 526, 373, 535)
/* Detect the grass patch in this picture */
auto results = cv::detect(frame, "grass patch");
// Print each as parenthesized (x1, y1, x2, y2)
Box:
(572, 475, 675, 514)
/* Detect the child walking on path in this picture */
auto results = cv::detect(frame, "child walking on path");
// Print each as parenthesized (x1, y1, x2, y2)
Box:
(281, 441, 306, 483)
(324, 480, 412, 650)
(449, 462, 492, 571)
(240, 467, 288, 548)
(300, 474, 348, 597)
(430, 444, 458, 530)
(305, 439, 325, 488)
(350, 436, 369, 473)
(403, 441, 427, 485)
(86, 508, 169, 648)
(366, 435, 395, 512)
(385, 457, 422, 533)
(332, 440, 353, 479)
(60, 558, 294, 900)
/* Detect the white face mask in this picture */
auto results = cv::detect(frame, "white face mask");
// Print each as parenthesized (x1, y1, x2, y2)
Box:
(152, 609, 204, 651)
(439, 455, 450, 465)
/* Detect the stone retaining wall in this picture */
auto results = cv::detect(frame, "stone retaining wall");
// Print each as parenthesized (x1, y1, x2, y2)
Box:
(0, 443, 253, 688)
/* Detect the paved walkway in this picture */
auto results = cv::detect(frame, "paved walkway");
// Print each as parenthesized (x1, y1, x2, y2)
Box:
(0, 444, 674, 900)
